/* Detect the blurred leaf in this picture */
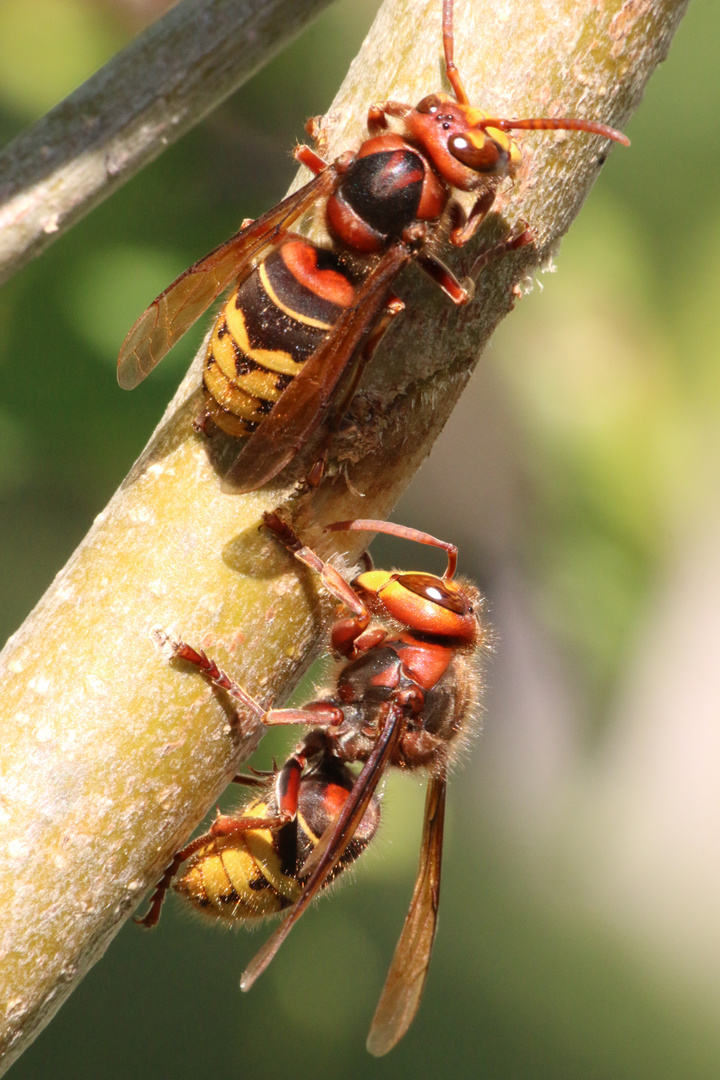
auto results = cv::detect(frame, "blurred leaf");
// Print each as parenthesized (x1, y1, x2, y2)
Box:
(0, 0, 123, 120)
(63, 245, 186, 362)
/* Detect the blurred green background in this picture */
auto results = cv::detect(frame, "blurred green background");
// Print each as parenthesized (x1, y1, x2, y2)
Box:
(2, 0, 720, 1076)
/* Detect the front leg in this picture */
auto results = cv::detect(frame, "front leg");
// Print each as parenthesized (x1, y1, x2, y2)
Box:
(263, 513, 372, 641)
(467, 223, 534, 280)
(367, 100, 413, 136)
(263, 513, 378, 657)
(294, 142, 330, 177)
(419, 198, 533, 304)
(415, 251, 474, 305)
(304, 114, 330, 158)
(448, 188, 496, 247)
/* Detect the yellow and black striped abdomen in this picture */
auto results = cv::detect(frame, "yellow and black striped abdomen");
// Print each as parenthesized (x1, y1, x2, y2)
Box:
(172, 759, 380, 926)
(202, 236, 357, 437)
(173, 798, 301, 923)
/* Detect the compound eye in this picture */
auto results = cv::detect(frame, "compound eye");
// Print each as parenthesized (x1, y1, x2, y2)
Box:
(376, 572, 476, 641)
(416, 94, 442, 115)
(395, 573, 469, 615)
(448, 132, 509, 174)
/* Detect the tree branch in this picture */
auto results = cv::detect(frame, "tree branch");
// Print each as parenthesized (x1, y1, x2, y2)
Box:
(0, 0, 335, 285)
(0, 0, 688, 1070)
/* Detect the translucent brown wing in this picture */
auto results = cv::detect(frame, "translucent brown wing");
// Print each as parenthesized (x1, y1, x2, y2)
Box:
(222, 240, 413, 492)
(366, 770, 447, 1057)
(117, 167, 338, 391)
(240, 702, 405, 992)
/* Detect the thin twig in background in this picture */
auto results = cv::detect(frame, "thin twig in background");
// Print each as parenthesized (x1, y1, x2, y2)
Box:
(0, 0, 335, 285)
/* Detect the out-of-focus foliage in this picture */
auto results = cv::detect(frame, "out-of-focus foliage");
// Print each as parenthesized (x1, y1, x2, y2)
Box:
(2, 0, 720, 1077)
(0, 0, 121, 120)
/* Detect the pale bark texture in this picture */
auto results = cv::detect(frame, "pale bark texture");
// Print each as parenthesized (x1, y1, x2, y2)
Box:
(0, 0, 689, 1071)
